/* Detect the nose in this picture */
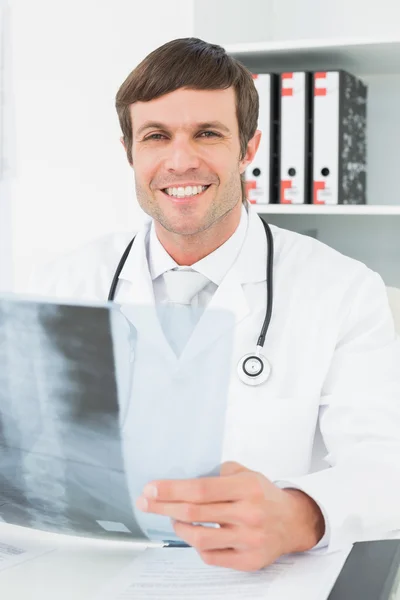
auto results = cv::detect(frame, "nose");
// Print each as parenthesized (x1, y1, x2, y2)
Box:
(163, 137, 201, 173)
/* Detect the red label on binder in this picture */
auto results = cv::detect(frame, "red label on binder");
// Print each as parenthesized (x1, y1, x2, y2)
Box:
(314, 181, 326, 204)
(282, 72, 294, 96)
(281, 180, 293, 204)
(245, 180, 257, 203)
(314, 72, 327, 96)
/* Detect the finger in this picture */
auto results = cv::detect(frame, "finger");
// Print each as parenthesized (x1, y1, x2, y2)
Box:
(173, 521, 238, 552)
(219, 461, 249, 477)
(136, 497, 246, 525)
(142, 472, 253, 504)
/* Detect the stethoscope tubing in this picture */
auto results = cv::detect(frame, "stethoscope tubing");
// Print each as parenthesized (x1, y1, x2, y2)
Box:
(107, 215, 274, 385)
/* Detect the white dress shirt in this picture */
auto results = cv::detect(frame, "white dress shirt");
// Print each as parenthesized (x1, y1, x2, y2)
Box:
(147, 203, 249, 311)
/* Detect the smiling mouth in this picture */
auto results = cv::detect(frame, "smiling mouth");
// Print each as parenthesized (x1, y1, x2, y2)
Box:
(161, 184, 211, 199)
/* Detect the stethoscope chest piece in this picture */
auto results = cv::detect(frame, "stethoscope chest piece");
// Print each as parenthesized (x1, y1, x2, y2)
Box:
(237, 350, 271, 386)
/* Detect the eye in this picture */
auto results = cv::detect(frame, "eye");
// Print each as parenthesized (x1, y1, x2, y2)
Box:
(199, 131, 221, 138)
(144, 133, 166, 141)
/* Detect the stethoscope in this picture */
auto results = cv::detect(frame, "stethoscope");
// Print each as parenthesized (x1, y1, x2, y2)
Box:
(108, 216, 274, 387)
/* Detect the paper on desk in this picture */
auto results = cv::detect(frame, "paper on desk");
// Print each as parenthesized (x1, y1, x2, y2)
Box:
(98, 545, 352, 600)
(0, 532, 55, 572)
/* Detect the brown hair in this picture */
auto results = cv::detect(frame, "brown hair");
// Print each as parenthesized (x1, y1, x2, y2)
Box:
(115, 37, 259, 201)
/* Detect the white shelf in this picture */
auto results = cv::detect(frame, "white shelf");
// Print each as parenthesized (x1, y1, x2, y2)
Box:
(225, 37, 400, 75)
(226, 35, 400, 286)
(253, 204, 400, 216)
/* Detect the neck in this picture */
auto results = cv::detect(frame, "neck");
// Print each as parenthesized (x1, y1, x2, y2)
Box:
(155, 202, 243, 266)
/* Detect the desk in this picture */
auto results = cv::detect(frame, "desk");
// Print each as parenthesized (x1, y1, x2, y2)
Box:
(329, 540, 400, 600)
(0, 525, 399, 599)
(0, 524, 150, 600)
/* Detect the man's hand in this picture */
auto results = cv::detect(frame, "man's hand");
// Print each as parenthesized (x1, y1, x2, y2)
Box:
(136, 461, 325, 571)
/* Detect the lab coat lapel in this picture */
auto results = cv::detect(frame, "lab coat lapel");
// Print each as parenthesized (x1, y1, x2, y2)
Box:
(182, 266, 249, 363)
(182, 206, 268, 363)
(114, 206, 269, 364)
(115, 224, 176, 363)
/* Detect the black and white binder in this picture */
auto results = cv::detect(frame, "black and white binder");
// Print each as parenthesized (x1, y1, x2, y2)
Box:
(279, 71, 313, 204)
(245, 73, 279, 205)
(313, 70, 367, 205)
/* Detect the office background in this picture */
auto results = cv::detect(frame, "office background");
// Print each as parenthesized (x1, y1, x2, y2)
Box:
(0, 0, 399, 292)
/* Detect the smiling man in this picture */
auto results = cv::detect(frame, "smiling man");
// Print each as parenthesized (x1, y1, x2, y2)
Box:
(121, 85, 257, 265)
(33, 38, 400, 571)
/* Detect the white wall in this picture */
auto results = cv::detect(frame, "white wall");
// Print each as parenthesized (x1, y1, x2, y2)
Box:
(194, 0, 273, 45)
(268, 0, 400, 42)
(0, 181, 13, 292)
(195, 0, 400, 44)
(6, 0, 194, 292)
(0, 1, 14, 292)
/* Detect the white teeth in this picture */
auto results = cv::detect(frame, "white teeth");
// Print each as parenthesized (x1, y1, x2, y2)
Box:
(165, 185, 208, 197)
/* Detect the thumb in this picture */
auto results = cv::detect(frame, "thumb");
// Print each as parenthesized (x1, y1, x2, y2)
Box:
(220, 461, 250, 477)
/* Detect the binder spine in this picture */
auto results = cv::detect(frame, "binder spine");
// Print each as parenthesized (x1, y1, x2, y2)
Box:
(313, 70, 367, 205)
(280, 72, 312, 204)
(270, 74, 280, 204)
(245, 74, 274, 205)
(313, 71, 340, 205)
(338, 71, 368, 205)
(306, 73, 313, 205)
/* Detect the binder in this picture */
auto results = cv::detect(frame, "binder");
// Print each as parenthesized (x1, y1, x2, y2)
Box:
(279, 71, 313, 204)
(245, 73, 279, 205)
(313, 70, 367, 205)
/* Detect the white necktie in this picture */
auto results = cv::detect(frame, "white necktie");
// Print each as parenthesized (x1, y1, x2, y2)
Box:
(161, 269, 210, 356)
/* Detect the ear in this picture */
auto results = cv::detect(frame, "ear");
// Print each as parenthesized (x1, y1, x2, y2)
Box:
(239, 130, 262, 174)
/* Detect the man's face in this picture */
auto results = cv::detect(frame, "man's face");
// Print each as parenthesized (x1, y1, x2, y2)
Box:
(126, 87, 259, 236)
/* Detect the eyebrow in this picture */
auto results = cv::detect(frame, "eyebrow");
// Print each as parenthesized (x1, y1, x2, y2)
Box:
(135, 120, 231, 137)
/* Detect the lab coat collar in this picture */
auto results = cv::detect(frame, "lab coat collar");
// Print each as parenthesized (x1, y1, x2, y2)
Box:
(118, 224, 149, 285)
(116, 225, 178, 364)
(115, 203, 270, 363)
(147, 203, 249, 286)
(193, 203, 249, 285)
(234, 203, 268, 285)
(119, 202, 268, 287)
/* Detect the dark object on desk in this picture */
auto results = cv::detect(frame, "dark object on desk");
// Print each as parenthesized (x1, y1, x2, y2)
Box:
(329, 540, 400, 599)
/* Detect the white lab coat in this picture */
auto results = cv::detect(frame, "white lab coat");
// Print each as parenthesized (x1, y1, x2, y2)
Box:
(30, 204, 400, 552)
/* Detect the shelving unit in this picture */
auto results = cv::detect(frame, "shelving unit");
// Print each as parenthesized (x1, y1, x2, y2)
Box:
(226, 37, 400, 286)
(225, 37, 400, 75)
(253, 205, 400, 216)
